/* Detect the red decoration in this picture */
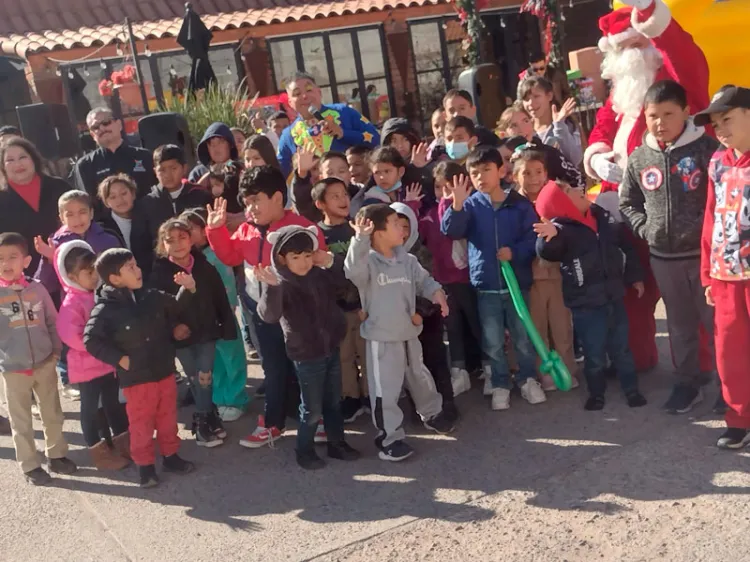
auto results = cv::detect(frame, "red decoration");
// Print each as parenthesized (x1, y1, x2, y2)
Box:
(97, 64, 137, 97)
(98, 79, 113, 97)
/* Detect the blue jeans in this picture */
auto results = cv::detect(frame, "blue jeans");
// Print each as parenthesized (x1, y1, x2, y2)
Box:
(571, 299, 638, 397)
(294, 349, 345, 453)
(176, 342, 217, 414)
(242, 293, 297, 430)
(477, 291, 537, 389)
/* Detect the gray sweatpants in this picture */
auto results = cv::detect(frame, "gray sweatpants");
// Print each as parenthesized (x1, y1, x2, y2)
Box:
(365, 338, 443, 449)
(650, 256, 715, 386)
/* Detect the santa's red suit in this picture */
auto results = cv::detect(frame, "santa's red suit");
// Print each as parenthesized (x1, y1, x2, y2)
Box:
(584, 0, 711, 372)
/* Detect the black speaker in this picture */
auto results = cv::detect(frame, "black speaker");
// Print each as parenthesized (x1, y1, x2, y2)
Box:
(457, 63, 506, 129)
(138, 112, 196, 167)
(16, 103, 79, 159)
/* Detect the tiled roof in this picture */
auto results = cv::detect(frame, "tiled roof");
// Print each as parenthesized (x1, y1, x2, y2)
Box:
(0, 0, 448, 57)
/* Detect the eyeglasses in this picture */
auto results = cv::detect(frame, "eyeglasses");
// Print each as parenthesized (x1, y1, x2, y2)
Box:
(90, 119, 113, 132)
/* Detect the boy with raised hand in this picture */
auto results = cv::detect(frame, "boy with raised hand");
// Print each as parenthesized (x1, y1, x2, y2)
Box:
(206, 165, 326, 449)
(619, 80, 719, 415)
(345, 204, 454, 462)
(441, 146, 546, 411)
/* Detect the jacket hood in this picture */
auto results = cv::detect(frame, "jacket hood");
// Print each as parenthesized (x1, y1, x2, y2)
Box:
(197, 122, 239, 166)
(644, 118, 705, 151)
(381, 117, 420, 147)
(390, 202, 419, 252)
(95, 283, 133, 304)
(267, 225, 320, 281)
(536, 181, 597, 233)
(55, 239, 95, 293)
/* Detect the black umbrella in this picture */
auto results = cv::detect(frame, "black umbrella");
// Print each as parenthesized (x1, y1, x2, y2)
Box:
(177, 2, 217, 92)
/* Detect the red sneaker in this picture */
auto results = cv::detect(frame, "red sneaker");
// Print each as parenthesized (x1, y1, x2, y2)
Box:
(238, 416, 282, 449)
(314, 420, 327, 444)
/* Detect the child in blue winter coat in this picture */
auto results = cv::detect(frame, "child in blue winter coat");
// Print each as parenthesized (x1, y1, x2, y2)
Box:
(441, 146, 546, 411)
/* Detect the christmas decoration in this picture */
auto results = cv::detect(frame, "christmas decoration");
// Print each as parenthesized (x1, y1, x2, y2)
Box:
(520, 0, 563, 64)
(97, 64, 138, 97)
(452, 0, 488, 66)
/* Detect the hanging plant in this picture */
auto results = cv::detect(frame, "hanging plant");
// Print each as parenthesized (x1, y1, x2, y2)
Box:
(97, 64, 138, 97)
(520, 0, 563, 64)
(451, 0, 487, 67)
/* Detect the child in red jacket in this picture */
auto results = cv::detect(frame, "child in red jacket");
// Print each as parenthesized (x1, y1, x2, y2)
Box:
(695, 85, 750, 449)
(206, 165, 326, 448)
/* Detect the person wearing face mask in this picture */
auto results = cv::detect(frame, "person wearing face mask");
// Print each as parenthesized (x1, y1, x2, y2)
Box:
(444, 117, 479, 164)
(74, 108, 156, 216)
(277, 71, 380, 179)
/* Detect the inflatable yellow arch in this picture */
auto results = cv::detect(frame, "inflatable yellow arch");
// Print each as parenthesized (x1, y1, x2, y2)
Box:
(613, 0, 750, 91)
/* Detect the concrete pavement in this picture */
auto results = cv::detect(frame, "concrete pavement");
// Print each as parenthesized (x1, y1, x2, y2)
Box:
(1, 307, 749, 562)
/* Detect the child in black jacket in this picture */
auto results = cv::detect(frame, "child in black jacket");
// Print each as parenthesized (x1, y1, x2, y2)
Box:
(534, 182, 647, 411)
(149, 219, 237, 449)
(84, 248, 196, 488)
(255, 224, 360, 470)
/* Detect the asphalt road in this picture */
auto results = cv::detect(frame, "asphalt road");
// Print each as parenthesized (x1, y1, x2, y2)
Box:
(2, 304, 748, 562)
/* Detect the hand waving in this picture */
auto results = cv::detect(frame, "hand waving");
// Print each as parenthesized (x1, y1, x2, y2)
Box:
(312, 250, 334, 268)
(533, 218, 558, 241)
(296, 145, 317, 177)
(253, 265, 280, 286)
(411, 142, 429, 168)
(174, 272, 196, 292)
(450, 174, 472, 210)
(552, 97, 577, 123)
(34, 236, 54, 260)
(206, 198, 227, 229)
(404, 183, 424, 202)
(350, 216, 375, 236)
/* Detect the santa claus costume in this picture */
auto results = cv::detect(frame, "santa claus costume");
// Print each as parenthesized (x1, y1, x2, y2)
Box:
(584, 0, 711, 372)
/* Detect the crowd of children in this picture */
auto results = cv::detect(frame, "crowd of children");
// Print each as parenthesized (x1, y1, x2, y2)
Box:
(1, 76, 749, 487)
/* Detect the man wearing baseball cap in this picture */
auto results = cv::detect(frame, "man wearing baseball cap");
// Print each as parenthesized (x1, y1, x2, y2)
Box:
(698, 84, 750, 450)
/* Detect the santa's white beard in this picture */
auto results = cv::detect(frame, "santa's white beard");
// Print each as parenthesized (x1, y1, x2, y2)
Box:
(601, 45, 663, 118)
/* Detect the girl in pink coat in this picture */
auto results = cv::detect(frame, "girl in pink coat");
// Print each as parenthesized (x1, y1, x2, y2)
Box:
(55, 240, 130, 470)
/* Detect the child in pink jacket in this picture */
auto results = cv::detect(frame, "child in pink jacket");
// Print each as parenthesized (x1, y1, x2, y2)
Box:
(55, 240, 130, 470)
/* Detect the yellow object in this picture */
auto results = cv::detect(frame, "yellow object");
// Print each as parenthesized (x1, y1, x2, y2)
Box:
(612, 0, 750, 91)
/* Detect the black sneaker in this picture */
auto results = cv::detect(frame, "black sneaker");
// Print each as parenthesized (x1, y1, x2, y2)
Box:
(207, 406, 227, 439)
(378, 440, 414, 462)
(255, 382, 266, 397)
(341, 397, 365, 423)
(327, 441, 360, 461)
(163, 453, 195, 474)
(423, 411, 456, 435)
(361, 396, 371, 414)
(626, 391, 647, 408)
(191, 414, 223, 448)
(584, 395, 606, 411)
(717, 428, 750, 449)
(0, 414, 10, 436)
(24, 467, 52, 486)
(296, 449, 326, 470)
(713, 392, 728, 415)
(139, 465, 159, 488)
(663, 384, 702, 414)
(47, 457, 78, 475)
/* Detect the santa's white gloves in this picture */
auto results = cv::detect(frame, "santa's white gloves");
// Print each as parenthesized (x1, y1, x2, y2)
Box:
(591, 152, 624, 184)
(617, 0, 653, 10)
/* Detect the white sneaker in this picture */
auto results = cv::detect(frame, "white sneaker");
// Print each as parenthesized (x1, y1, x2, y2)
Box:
(491, 388, 511, 410)
(31, 403, 41, 419)
(450, 368, 471, 397)
(219, 406, 244, 423)
(60, 384, 80, 401)
(483, 376, 493, 396)
(520, 378, 547, 404)
(480, 364, 491, 380)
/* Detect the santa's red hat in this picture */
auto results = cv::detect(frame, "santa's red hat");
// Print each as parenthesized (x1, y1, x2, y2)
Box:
(597, 7, 642, 52)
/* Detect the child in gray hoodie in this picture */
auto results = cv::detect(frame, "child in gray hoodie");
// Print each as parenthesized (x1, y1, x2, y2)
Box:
(345, 203, 455, 462)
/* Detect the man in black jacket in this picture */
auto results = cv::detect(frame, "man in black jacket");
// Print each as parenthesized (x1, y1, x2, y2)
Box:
(84, 248, 195, 488)
(74, 108, 156, 215)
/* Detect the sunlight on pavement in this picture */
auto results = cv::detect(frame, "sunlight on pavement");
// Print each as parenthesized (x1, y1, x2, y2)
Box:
(711, 472, 750, 488)
(353, 474, 416, 483)
(526, 438, 621, 447)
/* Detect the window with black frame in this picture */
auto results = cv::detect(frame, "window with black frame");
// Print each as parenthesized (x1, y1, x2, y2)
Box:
(409, 17, 466, 127)
(61, 43, 244, 126)
(268, 26, 395, 125)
